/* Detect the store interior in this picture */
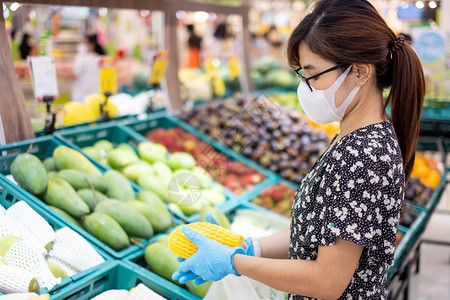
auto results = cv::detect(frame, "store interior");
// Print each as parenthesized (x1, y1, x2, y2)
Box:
(0, 0, 449, 299)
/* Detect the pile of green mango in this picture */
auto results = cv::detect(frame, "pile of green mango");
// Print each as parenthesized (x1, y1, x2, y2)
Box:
(10, 146, 172, 251)
(82, 139, 227, 216)
(144, 234, 212, 298)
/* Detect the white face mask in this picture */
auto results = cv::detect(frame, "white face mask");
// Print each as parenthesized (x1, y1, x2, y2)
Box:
(297, 66, 360, 124)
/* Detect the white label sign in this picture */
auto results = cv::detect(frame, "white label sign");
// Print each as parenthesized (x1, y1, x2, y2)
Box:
(28, 56, 59, 100)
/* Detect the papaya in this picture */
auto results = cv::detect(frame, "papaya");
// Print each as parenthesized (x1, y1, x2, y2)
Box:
(137, 174, 168, 202)
(95, 200, 153, 239)
(48, 206, 83, 228)
(82, 146, 100, 160)
(44, 178, 90, 218)
(144, 242, 180, 285)
(104, 170, 135, 202)
(167, 152, 195, 170)
(186, 281, 212, 298)
(43, 158, 57, 172)
(107, 149, 139, 170)
(126, 201, 172, 233)
(10, 153, 48, 195)
(57, 169, 107, 192)
(53, 146, 102, 178)
(77, 189, 109, 210)
(138, 142, 167, 163)
(83, 213, 130, 251)
(122, 161, 154, 182)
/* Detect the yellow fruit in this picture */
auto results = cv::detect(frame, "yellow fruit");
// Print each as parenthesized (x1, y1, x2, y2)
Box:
(168, 222, 245, 259)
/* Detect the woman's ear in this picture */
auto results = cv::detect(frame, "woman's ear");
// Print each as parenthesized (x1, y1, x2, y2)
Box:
(353, 64, 372, 87)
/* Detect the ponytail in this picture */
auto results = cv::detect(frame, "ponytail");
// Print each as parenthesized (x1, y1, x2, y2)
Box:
(385, 36, 425, 182)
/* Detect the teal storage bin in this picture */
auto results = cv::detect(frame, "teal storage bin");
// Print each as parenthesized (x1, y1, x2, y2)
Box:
(0, 136, 165, 259)
(52, 260, 197, 300)
(54, 121, 234, 223)
(0, 176, 111, 298)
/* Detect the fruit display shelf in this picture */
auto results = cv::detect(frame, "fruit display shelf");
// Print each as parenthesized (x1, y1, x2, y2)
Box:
(0, 175, 112, 298)
(122, 114, 277, 201)
(52, 260, 196, 300)
(0, 136, 175, 259)
(54, 119, 245, 223)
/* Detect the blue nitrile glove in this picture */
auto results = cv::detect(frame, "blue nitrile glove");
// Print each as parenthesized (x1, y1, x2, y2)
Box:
(206, 213, 255, 256)
(172, 226, 245, 285)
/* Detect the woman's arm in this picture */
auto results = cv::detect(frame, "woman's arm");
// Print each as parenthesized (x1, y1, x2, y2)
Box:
(234, 238, 363, 300)
(258, 229, 291, 259)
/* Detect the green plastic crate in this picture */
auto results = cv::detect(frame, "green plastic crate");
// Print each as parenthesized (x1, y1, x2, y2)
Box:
(54, 121, 234, 223)
(0, 136, 166, 259)
(52, 260, 197, 300)
(0, 176, 111, 298)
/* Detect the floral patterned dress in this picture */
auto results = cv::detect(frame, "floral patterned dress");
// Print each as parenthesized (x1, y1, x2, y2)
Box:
(289, 121, 405, 300)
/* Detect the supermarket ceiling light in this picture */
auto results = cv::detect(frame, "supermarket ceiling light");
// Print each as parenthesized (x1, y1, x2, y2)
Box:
(9, 2, 21, 12)
(429, 1, 437, 9)
(3, 7, 9, 18)
(208, 12, 217, 22)
(140, 10, 150, 18)
(194, 11, 209, 23)
(176, 10, 186, 20)
(415, 1, 425, 9)
(99, 7, 108, 17)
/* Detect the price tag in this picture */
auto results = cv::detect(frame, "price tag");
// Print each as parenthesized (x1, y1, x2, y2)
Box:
(28, 56, 59, 100)
(150, 51, 169, 85)
(99, 56, 117, 94)
(228, 56, 240, 80)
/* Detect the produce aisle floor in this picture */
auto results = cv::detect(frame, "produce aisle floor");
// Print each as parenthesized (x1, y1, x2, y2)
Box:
(410, 184, 450, 300)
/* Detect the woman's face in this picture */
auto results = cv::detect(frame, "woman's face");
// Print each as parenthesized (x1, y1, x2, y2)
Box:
(298, 41, 357, 109)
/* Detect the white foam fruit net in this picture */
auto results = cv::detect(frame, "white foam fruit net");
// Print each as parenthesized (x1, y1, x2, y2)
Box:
(0, 265, 38, 294)
(127, 283, 165, 300)
(48, 228, 104, 272)
(0, 205, 5, 215)
(45, 256, 79, 277)
(6, 201, 55, 248)
(91, 289, 130, 300)
(0, 215, 47, 256)
(3, 240, 60, 290)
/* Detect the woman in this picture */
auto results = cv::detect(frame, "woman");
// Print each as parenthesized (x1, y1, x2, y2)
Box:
(172, 0, 425, 299)
(19, 33, 32, 59)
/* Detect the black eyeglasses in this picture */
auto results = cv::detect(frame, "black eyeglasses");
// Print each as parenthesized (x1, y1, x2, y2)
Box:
(294, 63, 348, 92)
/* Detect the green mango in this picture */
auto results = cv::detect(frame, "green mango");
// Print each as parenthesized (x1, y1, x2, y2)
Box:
(95, 199, 153, 239)
(53, 146, 102, 178)
(44, 178, 90, 218)
(167, 152, 195, 170)
(200, 189, 226, 206)
(186, 281, 212, 298)
(144, 242, 180, 285)
(43, 157, 57, 172)
(126, 201, 171, 233)
(10, 153, 48, 195)
(57, 169, 107, 192)
(82, 146, 101, 160)
(155, 234, 169, 245)
(168, 203, 183, 216)
(107, 149, 139, 170)
(138, 142, 167, 163)
(47, 171, 58, 180)
(137, 190, 163, 205)
(137, 174, 168, 202)
(77, 189, 109, 210)
(179, 198, 207, 216)
(122, 161, 154, 182)
(104, 170, 135, 202)
(192, 167, 213, 189)
(93, 140, 114, 153)
(0, 236, 22, 257)
(83, 213, 130, 251)
(199, 205, 230, 229)
(153, 162, 174, 184)
(47, 261, 68, 279)
(116, 143, 137, 156)
(45, 241, 53, 252)
(48, 206, 83, 228)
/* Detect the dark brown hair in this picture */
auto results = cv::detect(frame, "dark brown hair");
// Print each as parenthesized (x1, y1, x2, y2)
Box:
(287, 0, 425, 181)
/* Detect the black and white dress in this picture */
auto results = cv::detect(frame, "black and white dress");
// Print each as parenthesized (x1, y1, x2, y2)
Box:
(289, 121, 405, 300)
